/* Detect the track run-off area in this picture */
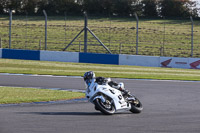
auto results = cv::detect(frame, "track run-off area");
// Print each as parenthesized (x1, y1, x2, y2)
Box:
(0, 74, 200, 133)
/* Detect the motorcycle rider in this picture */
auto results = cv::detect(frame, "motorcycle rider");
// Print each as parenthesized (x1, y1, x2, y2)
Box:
(83, 71, 131, 97)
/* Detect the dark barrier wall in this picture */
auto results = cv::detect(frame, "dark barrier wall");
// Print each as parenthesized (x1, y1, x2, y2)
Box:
(79, 53, 119, 65)
(2, 49, 40, 60)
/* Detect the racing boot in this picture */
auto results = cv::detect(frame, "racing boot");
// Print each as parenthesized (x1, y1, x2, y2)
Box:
(122, 89, 132, 97)
(118, 82, 131, 97)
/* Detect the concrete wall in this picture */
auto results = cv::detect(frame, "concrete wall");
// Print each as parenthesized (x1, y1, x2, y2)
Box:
(160, 57, 189, 69)
(160, 57, 200, 69)
(2, 49, 40, 60)
(1, 48, 200, 69)
(40, 50, 79, 63)
(189, 58, 200, 69)
(79, 53, 119, 65)
(119, 54, 160, 67)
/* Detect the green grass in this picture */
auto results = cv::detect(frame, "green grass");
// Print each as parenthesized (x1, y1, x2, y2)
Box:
(0, 16, 200, 57)
(0, 86, 85, 104)
(1, 58, 199, 104)
(0, 59, 200, 81)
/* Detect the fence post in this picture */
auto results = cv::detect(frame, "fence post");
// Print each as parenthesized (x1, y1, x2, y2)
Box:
(84, 12, 88, 53)
(25, 12, 28, 49)
(9, 9, 12, 49)
(64, 12, 67, 45)
(109, 14, 111, 47)
(43, 10, 47, 50)
(135, 13, 139, 55)
(190, 16, 194, 57)
(162, 16, 166, 56)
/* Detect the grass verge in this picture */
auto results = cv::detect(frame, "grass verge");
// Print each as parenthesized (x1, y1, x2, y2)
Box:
(0, 86, 85, 104)
(0, 59, 200, 81)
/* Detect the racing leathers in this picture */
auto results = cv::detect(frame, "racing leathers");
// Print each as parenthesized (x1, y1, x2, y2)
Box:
(95, 77, 131, 97)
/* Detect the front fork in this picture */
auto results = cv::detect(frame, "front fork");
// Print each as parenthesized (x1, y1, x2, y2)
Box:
(93, 95, 106, 103)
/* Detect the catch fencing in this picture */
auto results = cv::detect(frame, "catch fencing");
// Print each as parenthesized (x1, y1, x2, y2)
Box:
(0, 10, 200, 57)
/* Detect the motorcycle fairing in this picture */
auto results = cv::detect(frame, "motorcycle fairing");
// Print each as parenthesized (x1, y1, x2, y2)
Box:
(86, 82, 131, 111)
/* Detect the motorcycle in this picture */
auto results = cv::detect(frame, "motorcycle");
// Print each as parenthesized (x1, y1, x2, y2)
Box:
(85, 78, 143, 115)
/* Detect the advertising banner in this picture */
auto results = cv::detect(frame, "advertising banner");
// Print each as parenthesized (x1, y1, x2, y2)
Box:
(160, 57, 190, 69)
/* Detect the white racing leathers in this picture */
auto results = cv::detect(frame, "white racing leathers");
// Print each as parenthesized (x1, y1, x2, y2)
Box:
(85, 79, 143, 115)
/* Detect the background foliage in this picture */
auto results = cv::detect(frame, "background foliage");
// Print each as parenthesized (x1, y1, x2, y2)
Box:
(0, 0, 199, 17)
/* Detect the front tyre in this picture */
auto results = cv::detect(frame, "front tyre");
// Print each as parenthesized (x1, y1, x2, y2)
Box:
(129, 97, 143, 113)
(94, 98, 115, 115)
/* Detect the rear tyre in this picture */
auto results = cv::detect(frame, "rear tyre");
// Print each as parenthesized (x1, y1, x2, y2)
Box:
(94, 98, 115, 115)
(129, 97, 143, 113)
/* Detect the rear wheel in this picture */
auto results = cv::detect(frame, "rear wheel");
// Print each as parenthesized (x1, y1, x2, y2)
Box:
(94, 98, 115, 115)
(129, 97, 143, 113)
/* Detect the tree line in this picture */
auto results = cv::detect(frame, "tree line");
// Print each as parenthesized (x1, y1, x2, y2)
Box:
(0, 0, 199, 17)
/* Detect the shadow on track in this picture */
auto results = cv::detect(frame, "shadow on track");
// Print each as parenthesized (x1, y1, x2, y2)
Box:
(19, 112, 103, 116)
(19, 111, 134, 116)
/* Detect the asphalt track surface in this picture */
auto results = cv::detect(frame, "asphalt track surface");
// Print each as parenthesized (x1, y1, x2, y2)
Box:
(0, 74, 200, 133)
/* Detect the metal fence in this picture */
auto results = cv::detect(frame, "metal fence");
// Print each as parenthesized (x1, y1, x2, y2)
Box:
(0, 10, 200, 57)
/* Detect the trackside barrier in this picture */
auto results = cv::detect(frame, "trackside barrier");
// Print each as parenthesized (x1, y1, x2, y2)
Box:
(79, 53, 119, 65)
(160, 57, 200, 69)
(0, 48, 200, 69)
(0, 49, 2, 58)
(189, 58, 200, 69)
(160, 57, 189, 69)
(119, 54, 160, 67)
(2, 49, 40, 60)
(40, 51, 79, 63)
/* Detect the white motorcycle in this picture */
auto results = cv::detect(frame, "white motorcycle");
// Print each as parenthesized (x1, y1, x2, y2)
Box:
(85, 78, 143, 115)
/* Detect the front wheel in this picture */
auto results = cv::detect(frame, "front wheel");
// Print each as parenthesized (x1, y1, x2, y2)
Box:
(129, 97, 143, 113)
(94, 98, 115, 115)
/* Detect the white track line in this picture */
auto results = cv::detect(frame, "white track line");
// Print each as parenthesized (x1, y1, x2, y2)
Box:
(0, 73, 200, 83)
